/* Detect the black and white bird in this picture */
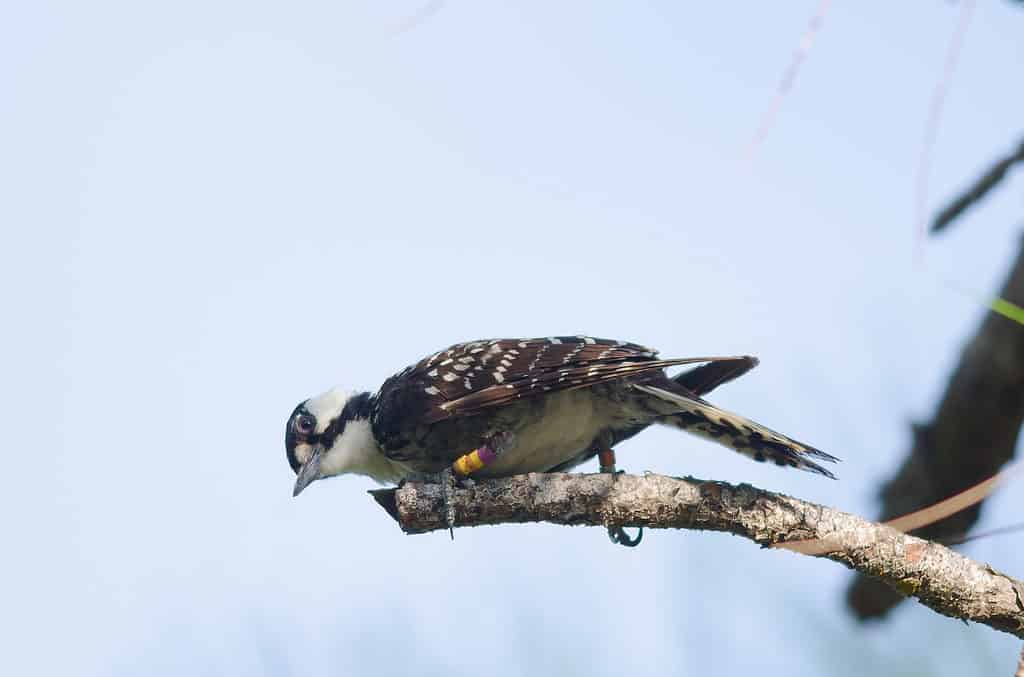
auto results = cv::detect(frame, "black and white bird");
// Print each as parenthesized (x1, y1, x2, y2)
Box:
(286, 336, 837, 543)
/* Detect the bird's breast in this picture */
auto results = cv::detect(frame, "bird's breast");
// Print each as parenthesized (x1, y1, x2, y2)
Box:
(473, 388, 613, 477)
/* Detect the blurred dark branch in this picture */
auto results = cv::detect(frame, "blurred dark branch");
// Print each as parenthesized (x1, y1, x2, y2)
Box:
(932, 135, 1024, 233)
(371, 472, 1024, 639)
(847, 240, 1024, 619)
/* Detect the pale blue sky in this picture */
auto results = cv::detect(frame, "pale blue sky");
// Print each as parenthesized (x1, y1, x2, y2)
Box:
(5, 2, 1024, 675)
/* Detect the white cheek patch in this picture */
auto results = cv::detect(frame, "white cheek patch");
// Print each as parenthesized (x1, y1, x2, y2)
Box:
(319, 419, 386, 478)
(304, 387, 353, 433)
(294, 442, 313, 466)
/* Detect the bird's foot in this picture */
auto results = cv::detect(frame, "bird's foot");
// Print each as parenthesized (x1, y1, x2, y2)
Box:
(607, 524, 644, 547)
(441, 466, 457, 540)
(401, 468, 460, 539)
(597, 446, 644, 548)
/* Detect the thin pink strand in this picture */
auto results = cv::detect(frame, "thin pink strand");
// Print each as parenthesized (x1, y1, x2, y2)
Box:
(914, 0, 977, 263)
(741, 0, 833, 166)
(390, 0, 446, 37)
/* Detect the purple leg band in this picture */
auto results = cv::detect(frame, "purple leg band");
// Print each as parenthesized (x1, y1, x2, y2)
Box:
(476, 445, 499, 465)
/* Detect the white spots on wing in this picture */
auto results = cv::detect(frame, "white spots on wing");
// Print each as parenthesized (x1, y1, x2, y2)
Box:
(454, 363, 470, 372)
(427, 369, 438, 377)
(505, 384, 515, 389)
(440, 358, 454, 366)
(463, 377, 472, 390)
(562, 341, 585, 364)
(508, 349, 520, 356)
(547, 337, 562, 344)
(527, 342, 550, 372)
(518, 342, 528, 348)
(442, 372, 458, 382)
(583, 337, 596, 345)
(424, 386, 441, 395)
(493, 371, 505, 383)
(470, 347, 484, 354)
(500, 359, 512, 368)
(496, 365, 507, 373)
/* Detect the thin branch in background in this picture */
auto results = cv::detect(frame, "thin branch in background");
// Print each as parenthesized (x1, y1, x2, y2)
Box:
(937, 273, 1024, 328)
(778, 462, 1019, 556)
(943, 521, 1024, 547)
(389, 0, 446, 37)
(913, 0, 977, 261)
(740, 0, 832, 166)
(931, 135, 1024, 233)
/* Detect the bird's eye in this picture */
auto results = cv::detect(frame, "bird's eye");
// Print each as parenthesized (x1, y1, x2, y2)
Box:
(296, 414, 316, 435)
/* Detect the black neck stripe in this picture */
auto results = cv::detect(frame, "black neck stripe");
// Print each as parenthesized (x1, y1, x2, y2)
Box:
(319, 391, 373, 450)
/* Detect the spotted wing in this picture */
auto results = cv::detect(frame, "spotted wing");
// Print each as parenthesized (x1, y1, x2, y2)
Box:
(383, 336, 738, 423)
(372, 337, 656, 429)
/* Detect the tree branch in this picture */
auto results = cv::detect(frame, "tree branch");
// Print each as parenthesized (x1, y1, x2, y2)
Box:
(370, 472, 1024, 639)
(932, 135, 1024, 233)
(847, 239, 1024, 619)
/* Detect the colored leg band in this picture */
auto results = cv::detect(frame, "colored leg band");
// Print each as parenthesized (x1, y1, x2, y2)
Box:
(453, 445, 499, 477)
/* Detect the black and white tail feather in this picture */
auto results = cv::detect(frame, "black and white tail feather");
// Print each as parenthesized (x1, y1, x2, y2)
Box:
(634, 383, 839, 478)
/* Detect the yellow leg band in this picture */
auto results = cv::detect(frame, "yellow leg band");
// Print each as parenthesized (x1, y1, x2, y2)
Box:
(453, 449, 486, 476)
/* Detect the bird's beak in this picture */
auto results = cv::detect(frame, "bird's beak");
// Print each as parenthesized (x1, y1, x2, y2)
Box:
(292, 444, 324, 497)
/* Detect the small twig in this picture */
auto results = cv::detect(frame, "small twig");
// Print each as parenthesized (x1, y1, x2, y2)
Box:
(932, 135, 1024, 233)
(914, 0, 977, 258)
(372, 472, 1024, 639)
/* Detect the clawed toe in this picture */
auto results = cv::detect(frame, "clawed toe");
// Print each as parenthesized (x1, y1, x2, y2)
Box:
(607, 525, 643, 547)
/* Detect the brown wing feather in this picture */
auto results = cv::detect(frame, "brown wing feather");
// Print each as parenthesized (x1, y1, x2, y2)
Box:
(424, 339, 745, 422)
(375, 337, 663, 432)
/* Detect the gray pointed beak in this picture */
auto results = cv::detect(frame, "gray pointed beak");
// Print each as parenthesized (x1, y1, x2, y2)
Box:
(293, 444, 324, 497)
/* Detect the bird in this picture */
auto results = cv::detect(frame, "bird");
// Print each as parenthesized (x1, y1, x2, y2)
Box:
(285, 336, 838, 545)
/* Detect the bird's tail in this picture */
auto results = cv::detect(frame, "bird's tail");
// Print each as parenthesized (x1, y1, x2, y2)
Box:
(633, 383, 838, 478)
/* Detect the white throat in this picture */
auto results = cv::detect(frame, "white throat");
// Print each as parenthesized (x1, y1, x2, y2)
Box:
(320, 418, 406, 484)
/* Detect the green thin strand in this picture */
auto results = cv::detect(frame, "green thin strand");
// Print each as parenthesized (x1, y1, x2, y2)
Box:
(990, 297, 1024, 325)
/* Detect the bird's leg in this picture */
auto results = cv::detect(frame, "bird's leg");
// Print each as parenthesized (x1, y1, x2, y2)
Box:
(597, 444, 643, 548)
(440, 431, 516, 540)
(400, 468, 460, 540)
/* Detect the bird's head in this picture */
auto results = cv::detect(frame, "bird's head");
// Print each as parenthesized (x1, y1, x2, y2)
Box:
(285, 387, 376, 496)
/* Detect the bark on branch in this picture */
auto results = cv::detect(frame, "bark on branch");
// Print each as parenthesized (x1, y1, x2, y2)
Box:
(370, 472, 1024, 639)
(847, 240, 1024, 619)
